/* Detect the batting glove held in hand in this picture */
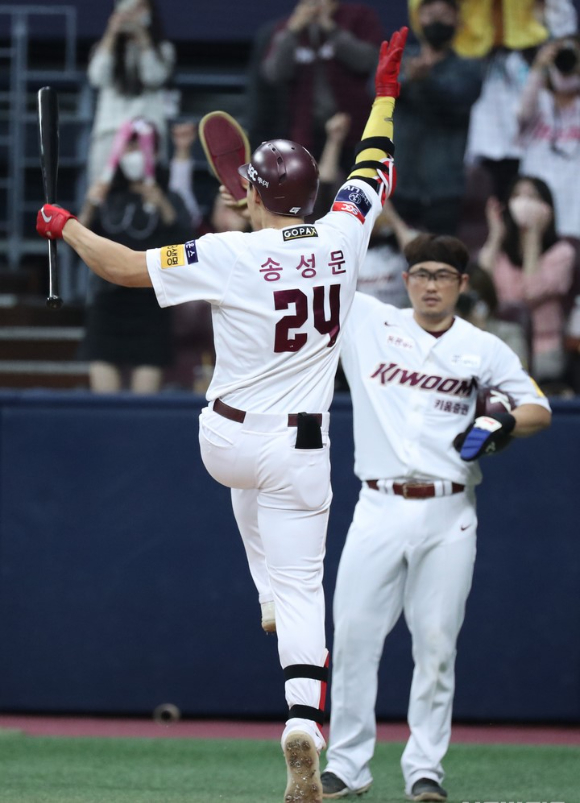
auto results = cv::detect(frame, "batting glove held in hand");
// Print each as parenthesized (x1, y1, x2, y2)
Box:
(36, 204, 77, 240)
(375, 26, 409, 98)
(453, 412, 516, 462)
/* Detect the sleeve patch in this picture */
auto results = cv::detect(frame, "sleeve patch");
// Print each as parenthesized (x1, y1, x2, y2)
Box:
(331, 184, 372, 224)
(185, 240, 199, 264)
(529, 377, 546, 398)
(161, 244, 186, 269)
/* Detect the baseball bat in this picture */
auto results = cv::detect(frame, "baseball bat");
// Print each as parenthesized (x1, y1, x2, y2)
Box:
(37, 86, 63, 310)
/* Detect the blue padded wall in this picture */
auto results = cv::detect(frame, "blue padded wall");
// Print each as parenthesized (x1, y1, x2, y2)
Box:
(0, 392, 577, 721)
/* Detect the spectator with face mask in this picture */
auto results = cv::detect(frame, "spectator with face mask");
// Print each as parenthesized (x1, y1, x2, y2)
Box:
(479, 175, 576, 385)
(87, 0, 175, 183)
(463, 1, 577, 204)
(79, 119, 191, 393)
(392, 0, 482, 235)
(408, 0, 577, 59)
(517, 35, 580, 239)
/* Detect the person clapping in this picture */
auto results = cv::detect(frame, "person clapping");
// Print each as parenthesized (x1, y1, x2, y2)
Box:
(87, 0, 175, 183)
(479, 175, 576, 385)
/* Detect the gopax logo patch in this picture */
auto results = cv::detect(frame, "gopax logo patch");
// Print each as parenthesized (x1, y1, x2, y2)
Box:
(282, 225, 318, 242)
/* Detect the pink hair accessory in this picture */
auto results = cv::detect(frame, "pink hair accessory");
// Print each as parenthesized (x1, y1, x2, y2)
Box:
(103, 117, 157, 182)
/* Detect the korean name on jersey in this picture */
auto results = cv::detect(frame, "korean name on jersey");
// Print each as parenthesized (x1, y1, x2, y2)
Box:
(144, 181, 382, 414)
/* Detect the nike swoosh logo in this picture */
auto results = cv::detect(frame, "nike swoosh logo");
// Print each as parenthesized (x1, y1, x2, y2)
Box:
(384, 322, 398, 328)
(41, 208, 53, 223)
(460, 524, 470, 531)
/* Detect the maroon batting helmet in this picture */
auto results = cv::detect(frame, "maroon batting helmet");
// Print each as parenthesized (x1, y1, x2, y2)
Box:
(238, 139, 319, 217)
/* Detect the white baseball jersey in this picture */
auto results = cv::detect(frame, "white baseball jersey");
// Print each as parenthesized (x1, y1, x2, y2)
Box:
(341, 292, 551, 486)
(146, 179, 382, 413)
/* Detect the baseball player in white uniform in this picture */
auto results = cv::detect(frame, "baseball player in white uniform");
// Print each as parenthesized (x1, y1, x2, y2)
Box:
(320, 233, 551, 801)
(36, 28, 409, 803)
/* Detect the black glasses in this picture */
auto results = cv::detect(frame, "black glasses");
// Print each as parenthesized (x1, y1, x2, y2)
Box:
(407, 269, 461, 286)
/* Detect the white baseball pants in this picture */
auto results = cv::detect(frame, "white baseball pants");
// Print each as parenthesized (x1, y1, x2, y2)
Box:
(198, 406, 332, 751)
(324, 484, 477, 794)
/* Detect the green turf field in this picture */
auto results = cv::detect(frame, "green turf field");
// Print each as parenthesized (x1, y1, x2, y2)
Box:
(0, 733, 577, 802)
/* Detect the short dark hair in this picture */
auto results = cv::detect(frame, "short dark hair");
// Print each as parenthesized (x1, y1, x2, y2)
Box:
(419, 0, 459, 10)
(404, 233, 470, 273)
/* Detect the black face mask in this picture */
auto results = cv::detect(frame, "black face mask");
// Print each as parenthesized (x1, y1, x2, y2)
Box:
(554, 47, 579, 75)
(422, 21, 455, 50)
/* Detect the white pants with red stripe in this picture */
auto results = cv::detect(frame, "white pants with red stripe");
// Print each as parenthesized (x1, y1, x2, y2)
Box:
(199, 406, 331, 751)
(325, 484, 477, 794)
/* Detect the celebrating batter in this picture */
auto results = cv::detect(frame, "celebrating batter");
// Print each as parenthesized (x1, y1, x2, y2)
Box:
(36, 27, 408, 803)
(321, 234, 551, 801)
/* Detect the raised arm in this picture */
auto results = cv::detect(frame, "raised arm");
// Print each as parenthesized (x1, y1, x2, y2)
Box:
(87, 11, 125, 88)
(36, 204, 151, 288)
(261, 2, 320, 83)
(348, 27, 408, 201)
(518, 41, 558, 127)
(377, 199, 418, 249)
(479, 196, 506, 273)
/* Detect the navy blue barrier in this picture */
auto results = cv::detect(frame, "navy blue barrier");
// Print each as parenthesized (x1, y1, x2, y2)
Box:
(0, 391, 578, 722)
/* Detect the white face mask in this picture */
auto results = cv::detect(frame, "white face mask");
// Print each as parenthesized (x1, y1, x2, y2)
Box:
(120, 151, 146, 182)
(549, 66, 580, 94)
(508, 196, 551, 229)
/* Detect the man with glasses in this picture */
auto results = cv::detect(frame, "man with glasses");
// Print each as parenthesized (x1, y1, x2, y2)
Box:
(321, 233, 551, 801)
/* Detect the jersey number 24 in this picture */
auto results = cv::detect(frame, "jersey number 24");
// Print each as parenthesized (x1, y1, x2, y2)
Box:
(274, 285, 341, 353)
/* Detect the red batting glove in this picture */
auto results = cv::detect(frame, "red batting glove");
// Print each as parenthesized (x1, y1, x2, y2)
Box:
(36, 204, 77, 240)
(375, 26, 409, 98)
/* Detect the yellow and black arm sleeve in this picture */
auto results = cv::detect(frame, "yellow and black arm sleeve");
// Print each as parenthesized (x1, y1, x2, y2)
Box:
(348, 96, 395, 193)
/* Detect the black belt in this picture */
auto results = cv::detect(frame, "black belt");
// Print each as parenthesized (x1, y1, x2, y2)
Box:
(366, 480, 465, 499)
(213, 398, 322, 428)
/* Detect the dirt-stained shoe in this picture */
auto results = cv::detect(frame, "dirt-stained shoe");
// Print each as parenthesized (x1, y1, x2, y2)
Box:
(283, 730, 322, 803)
(407, 777, 448, 801)
(321, 770, 372, 798)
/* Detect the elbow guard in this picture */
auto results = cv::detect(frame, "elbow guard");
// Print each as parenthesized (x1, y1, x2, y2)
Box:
(349, 136, 396, 201)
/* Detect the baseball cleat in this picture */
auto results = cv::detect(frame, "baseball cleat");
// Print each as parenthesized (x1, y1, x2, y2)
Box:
(321, 771, 372, 798)
(283, 731, 322, 803)
(407, 777, 448, 801)
(261, 600, 276, 633)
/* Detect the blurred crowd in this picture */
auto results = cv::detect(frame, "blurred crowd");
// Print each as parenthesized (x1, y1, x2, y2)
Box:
(79, 0, 580, 396)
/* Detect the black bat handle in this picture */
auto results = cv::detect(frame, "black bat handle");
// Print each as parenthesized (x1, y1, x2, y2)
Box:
(38, 86, 63, 310)
(47, 240, 62, 309)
